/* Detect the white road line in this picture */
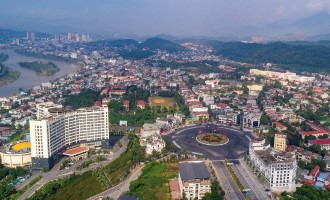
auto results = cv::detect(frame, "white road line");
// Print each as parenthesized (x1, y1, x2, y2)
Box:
(172, 141, 181, 149)
(192, 151, 203, 155)
(245, 135, 252, 141)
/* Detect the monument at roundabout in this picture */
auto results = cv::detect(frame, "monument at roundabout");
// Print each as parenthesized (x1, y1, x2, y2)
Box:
(196, 132, 229, 146)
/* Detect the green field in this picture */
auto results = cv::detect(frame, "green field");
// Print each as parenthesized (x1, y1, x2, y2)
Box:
(127, 161, 178, 200)
(149, 96, 177, 109)
(18, 61, 59, 76)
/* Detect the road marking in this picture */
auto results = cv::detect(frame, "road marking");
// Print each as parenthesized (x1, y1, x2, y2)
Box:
(172, 141, 181, 149)
(192, 151, 203, 155)
(245, 135, 252, 141)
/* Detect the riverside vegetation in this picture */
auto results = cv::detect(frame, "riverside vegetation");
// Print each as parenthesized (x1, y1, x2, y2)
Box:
(18, 61, 59, 76)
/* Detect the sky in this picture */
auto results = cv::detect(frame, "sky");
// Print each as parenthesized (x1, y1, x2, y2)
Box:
(1, 0, 330, 38)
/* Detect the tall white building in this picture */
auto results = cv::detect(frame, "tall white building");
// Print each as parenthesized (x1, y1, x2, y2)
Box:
(249, 139, 297, 192)
(30, 103, 109, 170)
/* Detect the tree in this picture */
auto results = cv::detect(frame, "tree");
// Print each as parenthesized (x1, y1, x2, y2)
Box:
(260, 114, 270, 125)
(108, 100, 125, 112)
(308, 144, 322, 154)
(182, 148, 187, 159)
(318, 134, 329, 139)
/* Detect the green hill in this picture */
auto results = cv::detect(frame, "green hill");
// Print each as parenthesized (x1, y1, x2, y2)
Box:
(140, 38, 185, 52)
(212, 41, 330, 73)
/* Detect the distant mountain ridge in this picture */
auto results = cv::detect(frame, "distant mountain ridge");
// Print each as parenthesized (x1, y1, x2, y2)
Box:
(89, 37, 185, 52)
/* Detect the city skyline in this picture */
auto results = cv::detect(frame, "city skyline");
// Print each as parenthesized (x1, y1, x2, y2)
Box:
(1, 0, 330, 38)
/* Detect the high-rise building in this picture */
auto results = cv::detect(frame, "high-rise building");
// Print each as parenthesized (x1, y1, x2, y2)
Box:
(67, 32, 72, 40)
(30, 102, 109, 170)
(26, 32, 36, 42)
(249, 139, 297, 192)
(274, 133, 287, 152)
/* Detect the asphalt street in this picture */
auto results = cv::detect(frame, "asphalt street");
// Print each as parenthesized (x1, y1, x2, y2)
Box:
(167, 124, 251, 160)
(166, 124, 266, 200)
(212, 160, 245, 200)
(18, 136, 129, 200)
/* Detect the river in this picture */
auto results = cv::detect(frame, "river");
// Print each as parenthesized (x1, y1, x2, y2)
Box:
(0, 49, 78, 97)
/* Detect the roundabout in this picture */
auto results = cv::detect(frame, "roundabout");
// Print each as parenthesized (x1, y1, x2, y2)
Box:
(167, 124, 252, 160)
(196, 133, 229, 146)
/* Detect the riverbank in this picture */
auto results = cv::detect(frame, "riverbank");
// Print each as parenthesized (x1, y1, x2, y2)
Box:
(18, 61, 60, 76)
(0, 65, 20, 87)
(0, 49, 79, 97)
(15, 49, 79, 65)
(0, 52, 9, 62)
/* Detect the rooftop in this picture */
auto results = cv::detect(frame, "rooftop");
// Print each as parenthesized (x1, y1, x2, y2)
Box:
(63, 146, 89, 156)
(179, 162, 210, 181)
(309, 138, 330, 145)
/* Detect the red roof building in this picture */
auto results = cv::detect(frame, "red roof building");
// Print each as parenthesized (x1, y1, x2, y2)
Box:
(306, 121, 330, 133)
(94, 101, 102, 107)
(273, 122, 288, 131)
(308, 138, 330, 150)
(302, 178, 316, 185)
(301, 130, 328, 139)
(308, 165, 320, 179)
(137, 100, 146, 109)
(123, 100, 130, 110)
(63, 146, 89, 157)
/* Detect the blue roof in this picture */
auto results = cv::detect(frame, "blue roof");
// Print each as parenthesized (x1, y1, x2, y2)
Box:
(319, 172, 329, 180)
(315, 181, 324, 188)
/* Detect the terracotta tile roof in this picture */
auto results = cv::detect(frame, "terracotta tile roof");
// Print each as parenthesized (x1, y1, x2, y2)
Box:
(309, 138, 330, 145)
(302, 130, 328, 136)
(63, 146, 89, 156)
(137, 100, 145, 105)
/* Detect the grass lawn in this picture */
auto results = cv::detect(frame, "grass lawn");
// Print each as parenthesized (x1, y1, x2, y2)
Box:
(149, 96, 177, 109)
(127, 162, 178, 200)
(45, 172, 103, 200)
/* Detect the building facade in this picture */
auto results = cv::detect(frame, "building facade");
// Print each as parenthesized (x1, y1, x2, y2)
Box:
(249, 139, 297, 192)
(274, 133, 287, 152)
(30, 103, 109, 170)
(178, 161, 211, 200)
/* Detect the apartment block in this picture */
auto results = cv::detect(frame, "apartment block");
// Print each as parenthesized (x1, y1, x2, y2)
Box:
(30, 103, 109, 170)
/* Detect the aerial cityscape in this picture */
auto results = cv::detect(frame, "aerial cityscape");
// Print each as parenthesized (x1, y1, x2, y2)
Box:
(1, 1, 330, 200)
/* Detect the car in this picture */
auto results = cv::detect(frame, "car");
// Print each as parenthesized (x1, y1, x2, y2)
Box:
(265, 189, 270, 192)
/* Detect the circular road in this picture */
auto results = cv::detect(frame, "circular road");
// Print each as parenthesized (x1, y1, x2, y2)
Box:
(167, 124, 252, 160)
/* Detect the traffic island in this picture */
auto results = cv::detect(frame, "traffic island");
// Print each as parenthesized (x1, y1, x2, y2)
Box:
(196, 133, 229, 146)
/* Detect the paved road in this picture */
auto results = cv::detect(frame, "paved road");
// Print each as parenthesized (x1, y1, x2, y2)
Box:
(231, 163, 259, 200)
(212, 160, 245, 200)
(18, 136, 129, 200)
(167, 124, 251, 161)
(167, 124, 256, 200)
(88, 166, 144, 200)
(238, 158, 270, 199)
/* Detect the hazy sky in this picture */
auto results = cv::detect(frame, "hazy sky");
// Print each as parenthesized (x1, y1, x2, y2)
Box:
(1, 0, 330, 37)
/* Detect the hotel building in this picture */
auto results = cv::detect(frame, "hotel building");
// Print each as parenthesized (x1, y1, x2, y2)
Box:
(30, 102, 109, 170)
(249, 139, 297, 192)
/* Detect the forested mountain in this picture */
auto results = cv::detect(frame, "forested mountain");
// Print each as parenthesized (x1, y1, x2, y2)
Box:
(211, 41, 330, 73)
(140, 38, 185, 52)
(89, 37, 186, 59)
